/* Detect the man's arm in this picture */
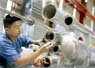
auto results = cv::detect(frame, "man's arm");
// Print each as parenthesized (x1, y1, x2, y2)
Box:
(15, 42, 52, 66)
(15, 49, 41, 66)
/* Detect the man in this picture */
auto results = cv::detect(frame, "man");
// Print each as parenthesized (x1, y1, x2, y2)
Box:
(0, 15, 52, 68)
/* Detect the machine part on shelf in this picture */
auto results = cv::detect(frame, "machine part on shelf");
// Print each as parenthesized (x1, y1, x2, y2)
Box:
(0, 6, 34, 24)
(43, 31, 62, 43)
(0, 6, 57, 33)
(42, 4, 92, 49)
(64, 16, 92, 34)
(61, 32, 89, 67)
(49, 42, 61, 55)
(64, 17, 73, 25)
(42, 4, 93, 34)
(43, 31, 62, 54)
(42, 57, 51, 67)
(41, 56, 60, 68)
(52, 45, 59, 52)
(42, 4, 70, 28)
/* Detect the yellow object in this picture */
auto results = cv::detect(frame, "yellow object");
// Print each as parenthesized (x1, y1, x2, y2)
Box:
(90, 42, 95, 46)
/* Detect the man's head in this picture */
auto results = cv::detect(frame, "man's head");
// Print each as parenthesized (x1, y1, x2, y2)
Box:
(3, 14, 22, 37)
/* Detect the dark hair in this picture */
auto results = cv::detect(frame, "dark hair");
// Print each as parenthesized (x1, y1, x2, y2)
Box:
(3, 14, 21, 28)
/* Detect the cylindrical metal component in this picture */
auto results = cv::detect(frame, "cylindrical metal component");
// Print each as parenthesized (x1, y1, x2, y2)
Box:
(42, 56, 60, 67)
(0, 6, 34, 24)
(64, 17, 73, 25)
(42, 4, 70, 30)
(43, 31, 62, 53)
(0, 7, 57, 32)
(61, 32, 88, 66)
(42, 4, 93, 34)
(43, 31, 62, 42)
(50, 43, 61, 54)
(52, 45, 59, 52)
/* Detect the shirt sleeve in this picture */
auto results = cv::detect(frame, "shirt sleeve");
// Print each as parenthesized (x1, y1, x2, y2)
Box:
(0, 42, 20, 65)
(20, 35, 32, 48)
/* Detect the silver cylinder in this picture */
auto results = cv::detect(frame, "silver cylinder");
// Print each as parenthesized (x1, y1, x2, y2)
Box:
(42, 4, 70, 30)
(43, 31, 62, 54)
(0, 6, 34, 24)
(41, 56, 61, 68)
(61, 32, 89, 66)
(42, 4, 92, 34)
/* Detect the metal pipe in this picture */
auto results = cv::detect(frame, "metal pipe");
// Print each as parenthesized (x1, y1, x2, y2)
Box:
(65, 16, 93, 34)
(42, 4, 70, 29)
(43, 31, 62, 54)
(0, 6, 33, 24)
(0, 6, 56, 32)
(42, 56, 60, 67)
(42, 4, 93, 34)
(61, 32, 89, 67)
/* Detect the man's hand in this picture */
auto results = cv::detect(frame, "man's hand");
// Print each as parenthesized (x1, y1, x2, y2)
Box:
(32, 57, 49, 67)
(32, 59, 42, 67)
(38, 42, 53, 54)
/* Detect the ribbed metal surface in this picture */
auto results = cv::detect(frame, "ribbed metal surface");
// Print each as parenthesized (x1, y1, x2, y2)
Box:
(0, 0, 7, 18)
(32, 0, 43, 19)
(0, 0, 7, 34)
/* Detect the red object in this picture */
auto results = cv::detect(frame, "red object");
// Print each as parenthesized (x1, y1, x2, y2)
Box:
(64, 0, 69, 3)
(64, 0, 95, 23)
(16, 2, 22, 7)
(79, 12, 86, 24)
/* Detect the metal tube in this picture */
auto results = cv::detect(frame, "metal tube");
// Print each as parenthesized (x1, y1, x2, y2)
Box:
(0, 6, 33, 23)
(61, 33, 89, 67)
(0, 6, 56, 32)
(42, 4, 93, 34)
(42, 56, 60, 68)
(42, 4, 70, 29)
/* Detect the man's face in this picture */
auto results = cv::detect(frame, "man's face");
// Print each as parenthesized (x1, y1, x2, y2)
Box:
(6, 20, 22, 37)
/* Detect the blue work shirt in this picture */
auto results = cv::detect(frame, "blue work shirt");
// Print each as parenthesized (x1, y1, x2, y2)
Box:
(0, 32, 32, 67)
